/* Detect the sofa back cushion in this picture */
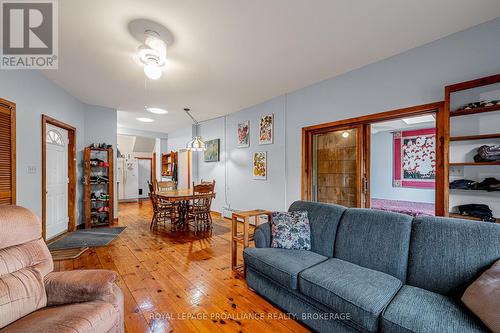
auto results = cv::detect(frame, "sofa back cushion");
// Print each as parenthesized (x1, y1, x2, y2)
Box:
(334, 208, 413, 282)
(407, 216, 500, 297)
(288, 201, 346, 257)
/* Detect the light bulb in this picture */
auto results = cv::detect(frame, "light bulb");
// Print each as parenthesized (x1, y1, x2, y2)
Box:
(144, 63, 162, 80)
(145, 36, 167, 60)
(342, 131, 349, 138)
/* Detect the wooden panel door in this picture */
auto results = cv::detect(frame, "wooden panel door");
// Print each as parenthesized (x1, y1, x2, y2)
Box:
(310, 125, 364, 207)
(0, 99, 16, 205)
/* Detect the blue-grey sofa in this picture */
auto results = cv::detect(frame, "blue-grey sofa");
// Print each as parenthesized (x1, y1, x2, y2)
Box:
(243, 201, 500, 333)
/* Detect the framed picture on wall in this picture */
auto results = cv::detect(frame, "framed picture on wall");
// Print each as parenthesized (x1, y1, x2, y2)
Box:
(237, 120, 250, 148)
(253, 152, 267, 180)
(204, 139, 220, 162)
(393, 128, 436, 188)
(259, 114, 273, 145)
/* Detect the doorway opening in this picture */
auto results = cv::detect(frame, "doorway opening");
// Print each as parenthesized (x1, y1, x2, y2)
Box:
(137, 157, 153, 199)
(42, 115, 77, 241)
(302, 102, 446, 216)
(370, 114, 436, 217)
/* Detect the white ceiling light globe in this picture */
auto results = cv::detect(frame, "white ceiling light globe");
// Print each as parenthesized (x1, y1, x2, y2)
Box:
(144, 63, 162, 80)
(136, 117, 155, 123)
(146, 107, 168, 115)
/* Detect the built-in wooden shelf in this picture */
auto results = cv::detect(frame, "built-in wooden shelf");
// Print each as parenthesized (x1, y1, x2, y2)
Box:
(449, 213, 498, 223)
(449, 162, 500, 166)
(450, 133, 500, 141)
(450, 104, 500, 117)
(449, 188, 500, 193)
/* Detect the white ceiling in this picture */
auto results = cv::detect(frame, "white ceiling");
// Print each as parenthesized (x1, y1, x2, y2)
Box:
(41, 0, 500, 133)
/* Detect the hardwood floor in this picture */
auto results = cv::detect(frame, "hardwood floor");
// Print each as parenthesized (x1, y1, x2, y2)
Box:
(53, 201, 310, 333)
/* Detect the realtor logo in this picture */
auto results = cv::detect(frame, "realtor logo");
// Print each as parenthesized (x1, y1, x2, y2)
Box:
(1, 0, 58, 69)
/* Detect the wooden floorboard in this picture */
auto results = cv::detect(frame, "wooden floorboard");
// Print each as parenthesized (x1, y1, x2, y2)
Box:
(54, 201, 310, 333)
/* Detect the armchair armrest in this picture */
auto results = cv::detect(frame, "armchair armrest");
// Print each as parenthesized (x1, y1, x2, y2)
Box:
(44, 269, 119, 306)
(254, 222, 271, 248)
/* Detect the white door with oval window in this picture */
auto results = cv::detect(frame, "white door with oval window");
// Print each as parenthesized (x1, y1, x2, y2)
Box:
(45, 124, 69, 240)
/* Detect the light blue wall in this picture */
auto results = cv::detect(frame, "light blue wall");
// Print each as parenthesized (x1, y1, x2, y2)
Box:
(191, 18, 500, 212)
(285, 18, 500, 206)
(84, 104, 118, 217)
(0, 70, 87, 223)
(0, 70, 118, 225)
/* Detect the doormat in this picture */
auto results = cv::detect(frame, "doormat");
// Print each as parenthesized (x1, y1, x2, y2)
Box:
(50, 247, 89, 261)
(48, 227, 126, 250)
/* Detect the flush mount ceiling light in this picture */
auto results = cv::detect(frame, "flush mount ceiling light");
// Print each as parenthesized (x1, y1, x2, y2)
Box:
(402, 114, 435, 125)
(136, 117, 155, 123)
(146, 107, 168, 115)
(129, 19, 174, 80)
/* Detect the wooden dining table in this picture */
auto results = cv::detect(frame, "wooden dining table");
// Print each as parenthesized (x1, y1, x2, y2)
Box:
(156, 189, 216, 228)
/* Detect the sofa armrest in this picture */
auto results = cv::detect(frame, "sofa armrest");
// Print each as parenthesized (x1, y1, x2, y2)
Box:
(254, 222, 271, 248)
(44, 269, 119, 306)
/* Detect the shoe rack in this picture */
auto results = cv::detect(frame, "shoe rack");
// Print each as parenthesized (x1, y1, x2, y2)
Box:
(84, 146, 114, 228)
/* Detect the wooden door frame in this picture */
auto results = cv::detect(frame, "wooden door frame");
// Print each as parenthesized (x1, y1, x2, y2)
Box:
(302, 101, 446, 215)
(303, 124, 364, 206)
(152, 152, 157, 185)
(42, 115, 77, 240)
(0, 98, 16, 205)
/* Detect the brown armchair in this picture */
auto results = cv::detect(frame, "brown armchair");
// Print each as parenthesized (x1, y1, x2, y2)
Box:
(0, 206, 124, 333)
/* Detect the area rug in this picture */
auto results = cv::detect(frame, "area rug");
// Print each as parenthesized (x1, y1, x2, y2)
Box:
(48, 227, 126, 251)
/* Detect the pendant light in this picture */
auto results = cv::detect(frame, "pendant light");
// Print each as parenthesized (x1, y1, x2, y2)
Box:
(184, 108, 206, 151)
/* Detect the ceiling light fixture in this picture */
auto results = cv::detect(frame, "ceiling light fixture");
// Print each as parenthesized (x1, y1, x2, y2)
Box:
(402, 114, 435, 125)
(138, 30, 167, 80)
(184, 108, 206, 151)
(137, 117, 155, 123)
(146, 107, 168, 115)
(342, 131, 350, 138)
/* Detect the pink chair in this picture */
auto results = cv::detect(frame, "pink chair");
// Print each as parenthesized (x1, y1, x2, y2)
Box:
(0, 206, 124, 333)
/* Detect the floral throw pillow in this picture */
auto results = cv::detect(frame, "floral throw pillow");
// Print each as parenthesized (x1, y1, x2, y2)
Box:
(271, 211, 311, 250)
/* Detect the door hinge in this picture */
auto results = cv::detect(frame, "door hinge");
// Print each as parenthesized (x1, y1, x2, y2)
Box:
(363, 177, 369, 193)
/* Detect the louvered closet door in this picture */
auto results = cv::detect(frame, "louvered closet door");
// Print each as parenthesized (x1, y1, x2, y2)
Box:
(0, 100, 16, 205)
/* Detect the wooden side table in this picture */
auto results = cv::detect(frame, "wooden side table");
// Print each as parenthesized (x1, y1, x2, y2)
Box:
(231, 209, 272, 276)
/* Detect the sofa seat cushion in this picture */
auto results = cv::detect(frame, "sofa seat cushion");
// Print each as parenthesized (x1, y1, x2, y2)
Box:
(382, 285, 488, 333)
(299, 258, 403, 332)
(243, 248, 327, 290)
(1, 300, 120, 333)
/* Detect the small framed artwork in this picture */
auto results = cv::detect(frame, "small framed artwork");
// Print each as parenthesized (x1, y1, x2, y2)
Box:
(253, 152, 267, 180)
(204, 139, 220, 162)
(393, 128, 436, 188)
(259, 114, 273, 145)
(237, 120, 250, 148)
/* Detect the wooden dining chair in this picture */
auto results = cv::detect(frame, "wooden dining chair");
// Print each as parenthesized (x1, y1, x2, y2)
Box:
(148, 181, 177, 229)
(200, 179, 216, 192)
(157, 180, 176, 192)
(187, 183, 215, 232)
